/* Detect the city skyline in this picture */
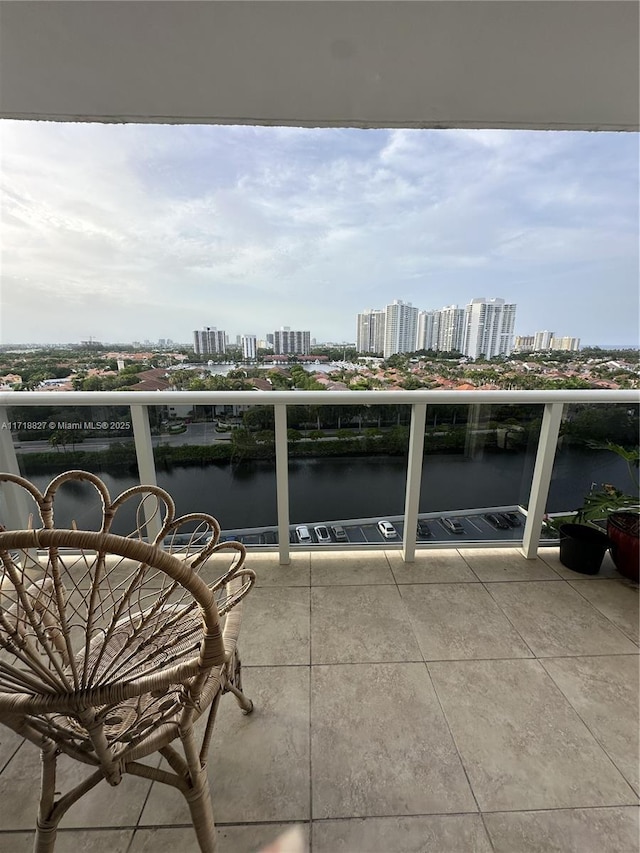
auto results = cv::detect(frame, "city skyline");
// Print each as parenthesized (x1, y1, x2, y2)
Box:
(1, 123, 638, 347)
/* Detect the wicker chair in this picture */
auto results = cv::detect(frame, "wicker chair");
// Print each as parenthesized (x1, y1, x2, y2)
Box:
(0, 470, 255, 853)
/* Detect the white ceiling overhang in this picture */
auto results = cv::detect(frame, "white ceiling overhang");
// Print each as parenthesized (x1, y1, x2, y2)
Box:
(0, 1, 638, 131)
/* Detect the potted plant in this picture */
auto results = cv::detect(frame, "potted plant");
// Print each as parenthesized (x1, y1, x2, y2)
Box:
(552, 442, 639, 577)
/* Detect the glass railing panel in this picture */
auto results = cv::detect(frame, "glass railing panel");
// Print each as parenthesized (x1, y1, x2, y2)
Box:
(3, 403, 137, 533)
(286, 403, 411, 545)
(149, 403, 277, 544)
(418, 403, 544, 542)
(543, 401, 640, 539)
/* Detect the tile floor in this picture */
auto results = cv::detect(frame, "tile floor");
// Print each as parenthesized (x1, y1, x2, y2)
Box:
(0, 548, 637, 853)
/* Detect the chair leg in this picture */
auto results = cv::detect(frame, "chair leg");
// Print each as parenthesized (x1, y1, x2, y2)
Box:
(184, 767, 217, 853)
(34, 745, 59, 853)
(226, 650, 254, 714)
(34, 820, 60, 853)
(225, 681, 254, 714)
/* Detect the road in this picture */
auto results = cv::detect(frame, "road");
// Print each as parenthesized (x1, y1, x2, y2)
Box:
(13, 422, 232, 454)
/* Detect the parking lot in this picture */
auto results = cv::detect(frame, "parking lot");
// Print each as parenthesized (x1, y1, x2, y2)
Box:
(220, 508, 530, 547)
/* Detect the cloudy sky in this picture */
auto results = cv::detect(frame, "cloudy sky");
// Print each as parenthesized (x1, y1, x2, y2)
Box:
(0, 121, 637, 347)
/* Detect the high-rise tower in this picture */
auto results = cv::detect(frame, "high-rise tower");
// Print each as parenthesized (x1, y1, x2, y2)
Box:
(462, 298, 516, 358)
(383, 300, 418, 358)
(357, 309, 386, 354)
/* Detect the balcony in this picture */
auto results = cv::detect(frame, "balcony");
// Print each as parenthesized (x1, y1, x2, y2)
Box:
(0, 545, 637, 852)
(0, 390, 638, 850)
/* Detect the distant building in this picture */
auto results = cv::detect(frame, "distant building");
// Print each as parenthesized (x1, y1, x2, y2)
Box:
(356, 309, 386, 354)
(533, 330, 554, 351)
(436, 305, 465, 352)
(513, 335, 535, 352)
(416, 310, 439, 351)
(383, 300, 418, 358)
(462, 298, 516, 358)
(193, 327, 226, 356)
(273, 328, 311, 355)
(515, 333, 580, 353)
(241, 334, 257, 360)
(551, 336, 581, 351)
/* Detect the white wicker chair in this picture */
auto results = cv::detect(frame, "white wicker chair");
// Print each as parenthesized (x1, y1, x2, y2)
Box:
(0, 470, 255, 853)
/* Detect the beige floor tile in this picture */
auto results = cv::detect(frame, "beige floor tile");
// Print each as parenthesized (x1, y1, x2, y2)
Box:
(568, 578, 639, 644)
(387, 549, 478, 584)
(429, 658, 637, 811)
(461, 548, 561, 582)
(483, 806, 640, 853)
(54, 830, 133, 853)
(542, 655, 640, 794)
(313, 814, 492, 853)
(0, 728, 23, 772)
(248, 553, 310, 587)
(311, 663, 476, 818)
(140, 666, 310, 826)
(241, 586, 310, 665)
(400, 583, 534, 660)
(311, 586, 422, 664)
(131, 823, 309, 853)
(0, 832, 33, 853)
(0, 745, 52, 831)
(0, 743, 154, 831)
(311, 550, 394, 585)
(486, 581, 638, 656)
(539, 548, 624, 580)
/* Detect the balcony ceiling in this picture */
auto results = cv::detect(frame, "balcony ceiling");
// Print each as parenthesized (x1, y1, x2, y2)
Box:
(0, 1, 637, 131)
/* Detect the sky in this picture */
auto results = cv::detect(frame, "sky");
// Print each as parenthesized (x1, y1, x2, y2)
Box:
(0, 122, 638, 348)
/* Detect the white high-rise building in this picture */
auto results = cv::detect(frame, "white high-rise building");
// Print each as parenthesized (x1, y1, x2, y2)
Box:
(241, 335, 257, 360)
(462, 298, 516, 358)
(273, 328, 311, 355)
(383, 300, 418, 358)
(416, 310, 440, 351)
(437, 305, 465, 352)
(357, 309, 386, 354)
(533, 330, 554, 351)
(193, 327, 226, 356)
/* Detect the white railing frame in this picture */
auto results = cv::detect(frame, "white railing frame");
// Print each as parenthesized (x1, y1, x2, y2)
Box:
(0, 389, 637, 564)
(402, 402, 427, 563)
(521, 402, 565, 558)
(130, 404, 162, 542)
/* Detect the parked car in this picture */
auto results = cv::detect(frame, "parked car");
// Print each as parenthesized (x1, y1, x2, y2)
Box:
(485, 513, 510, 530)
(441, 517, 465, 534)
(501, 511, 522, 527)
(377, 520, 398, 538)
(314, 525, 331, 544)
(331, 524, 348, 542)
(295, 525, 312, 543)
(416, 519, 432, 539)
(169, 531, 212, 547)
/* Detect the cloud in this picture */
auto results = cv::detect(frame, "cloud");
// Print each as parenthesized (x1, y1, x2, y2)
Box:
(0, 122, 637, 346)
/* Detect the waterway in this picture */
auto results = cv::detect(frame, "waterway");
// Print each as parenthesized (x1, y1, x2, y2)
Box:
(22, 448, 630, 535)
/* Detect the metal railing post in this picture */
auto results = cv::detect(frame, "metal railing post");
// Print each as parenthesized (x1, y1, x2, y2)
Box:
(130, 404, 162, 542)
(402, 403, 427, 563)
(274, 404, 290, 565)
(0, 407, 31, 530)
(522, 402, 564, 559)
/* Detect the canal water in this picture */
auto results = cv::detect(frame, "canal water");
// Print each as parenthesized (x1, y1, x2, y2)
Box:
(22, 448, 630, 534)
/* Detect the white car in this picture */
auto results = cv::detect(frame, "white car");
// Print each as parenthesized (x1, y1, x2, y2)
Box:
(314, 525, 331, 544)
(377, 520, 398, 539)
(295, 525, 312, 543)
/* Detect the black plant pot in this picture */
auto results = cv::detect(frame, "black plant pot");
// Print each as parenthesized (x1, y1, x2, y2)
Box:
(559, 524, 610, 575)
